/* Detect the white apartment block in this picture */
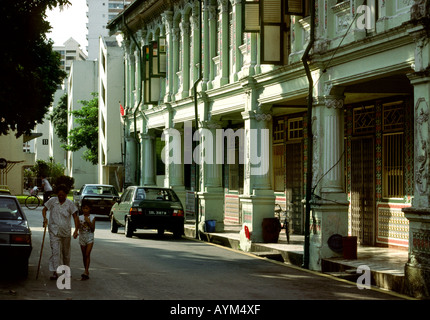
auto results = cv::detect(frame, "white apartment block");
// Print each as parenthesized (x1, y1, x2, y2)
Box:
(86, 0, 131, 60)
(67, 60, 99, 188)
(98, 36, 125, 191)
(33, 38, 87, 165)
(53, 37, 87, 73)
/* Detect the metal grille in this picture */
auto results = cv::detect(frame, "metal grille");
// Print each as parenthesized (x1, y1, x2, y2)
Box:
(273, 144, 285, 192)
(286, 142, 303, 234)
(383, 133, 404, 198)
(351, 138, 375, 245)
(383, 101, 405, 132)
(353, 106, 375, 134)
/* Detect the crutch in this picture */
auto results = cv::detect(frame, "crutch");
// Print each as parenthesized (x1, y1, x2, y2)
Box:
(36, 223, 47, 280)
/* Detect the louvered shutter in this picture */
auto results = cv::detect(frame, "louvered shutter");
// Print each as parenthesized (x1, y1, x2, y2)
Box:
(285, 0, 305, 16)
(261, 0, 283, 65)
(143, 43, 161, 104)
(243, 0, 260, 32)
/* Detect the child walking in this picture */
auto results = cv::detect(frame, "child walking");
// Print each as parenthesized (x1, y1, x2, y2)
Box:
(78, 202, 96, 280)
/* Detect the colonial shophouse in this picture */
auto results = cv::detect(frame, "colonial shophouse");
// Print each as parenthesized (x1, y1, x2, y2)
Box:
(108, 0, 430, 297)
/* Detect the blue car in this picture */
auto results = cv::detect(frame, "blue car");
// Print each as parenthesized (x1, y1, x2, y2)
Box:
(0, 195, 32, 277)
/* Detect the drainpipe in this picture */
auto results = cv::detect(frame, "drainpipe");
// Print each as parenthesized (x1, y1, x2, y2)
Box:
(123, 15, 143, 185)
(193, 0, 204, 239)
(301, 0, 315, 270)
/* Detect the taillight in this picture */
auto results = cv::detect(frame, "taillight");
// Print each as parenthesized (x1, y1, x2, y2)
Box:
(10, 234, 31, 244)
(130, 207, 142, 215)
(172, 209, 184, 217)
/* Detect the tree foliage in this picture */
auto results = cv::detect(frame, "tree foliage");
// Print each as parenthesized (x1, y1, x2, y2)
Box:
(24, 158, 74, 191)
(0, 0, 70, 137)
(63, 93, 99, 165)
(50, 94, 68, 143)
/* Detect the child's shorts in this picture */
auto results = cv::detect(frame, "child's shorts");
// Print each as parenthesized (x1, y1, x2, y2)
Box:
(79, 232, 94, 246)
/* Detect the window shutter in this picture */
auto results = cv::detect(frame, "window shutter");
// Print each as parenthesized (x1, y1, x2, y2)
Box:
(158, 37, 167, 75)
(261, 0, 283, 65)
(143, 43, 161, 104)
(285, 0, 305, 16)
(243, 0, 260, 32)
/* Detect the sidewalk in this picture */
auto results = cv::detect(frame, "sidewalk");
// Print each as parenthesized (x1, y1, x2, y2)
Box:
(183, 221, 409, 297)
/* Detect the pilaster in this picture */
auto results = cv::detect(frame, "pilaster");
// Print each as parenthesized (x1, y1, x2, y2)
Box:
(140, 131, 156, 186)
(240, 102, 275, 243)
(196, 120, 225, 232)
(308, 93, 349, 271)
(403, 69, 430, 299)
(403, 13, 430, 298)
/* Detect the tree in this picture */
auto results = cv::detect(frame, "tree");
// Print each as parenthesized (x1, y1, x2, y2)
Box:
(24, 159, 74, 191)
(63, 93, 99, 165)
(50, 94, 68, 143)
(0, 0, 70, 137)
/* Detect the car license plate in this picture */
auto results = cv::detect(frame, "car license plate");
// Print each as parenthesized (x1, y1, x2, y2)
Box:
(148, 210, 166, 215)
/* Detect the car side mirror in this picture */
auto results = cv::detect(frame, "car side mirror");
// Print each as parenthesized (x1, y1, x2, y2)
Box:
(114, 196, 121, 203)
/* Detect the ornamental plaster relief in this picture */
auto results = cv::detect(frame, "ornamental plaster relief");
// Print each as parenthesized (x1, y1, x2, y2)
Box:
(415, 97, 429, 196)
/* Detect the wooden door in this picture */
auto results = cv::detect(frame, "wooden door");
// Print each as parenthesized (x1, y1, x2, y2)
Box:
(351, 137, 375, 245)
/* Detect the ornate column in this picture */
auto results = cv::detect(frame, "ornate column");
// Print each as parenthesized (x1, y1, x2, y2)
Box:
(321, 95, 345, 193)
(308, 92, 348, 272)
(208, 4, 217, 89)
(219, 0, 229, 86)
(177, 20, 190, 100)
(140, 131, 156, 186)
(172, 25, 180, 98)
(196, 120, 225, 232)
(162, 11, 174, 103)
(231, 0, 243, 82)
(239, 83, 275, 243)
(402, 6, 430, 299)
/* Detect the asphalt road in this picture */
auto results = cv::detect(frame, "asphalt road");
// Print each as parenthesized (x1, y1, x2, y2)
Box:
(0, 206, 407, 304)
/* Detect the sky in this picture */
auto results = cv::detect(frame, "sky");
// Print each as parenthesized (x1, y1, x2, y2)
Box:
(46, 0, 88, 53)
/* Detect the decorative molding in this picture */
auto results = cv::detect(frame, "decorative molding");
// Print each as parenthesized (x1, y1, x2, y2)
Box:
(415, 97, 429, 195)
(325, 96, 345, 109)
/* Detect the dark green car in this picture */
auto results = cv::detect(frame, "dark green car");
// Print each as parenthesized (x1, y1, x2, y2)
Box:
(110, 186, 184, 239)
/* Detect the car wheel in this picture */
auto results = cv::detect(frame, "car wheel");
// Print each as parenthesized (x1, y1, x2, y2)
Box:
(125, 217, 133, 238)
(173, 226, 183, 239)
(110, 215, 118, 233)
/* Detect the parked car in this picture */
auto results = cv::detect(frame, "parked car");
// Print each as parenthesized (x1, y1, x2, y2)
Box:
(110, 186, 184, 238)
(73, 184, 119, 215)
(0, 185, 11, 195)
(0, 195, 32, 277)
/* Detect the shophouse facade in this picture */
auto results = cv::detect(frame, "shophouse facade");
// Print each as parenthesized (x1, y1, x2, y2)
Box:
(108, 0, 430, 297)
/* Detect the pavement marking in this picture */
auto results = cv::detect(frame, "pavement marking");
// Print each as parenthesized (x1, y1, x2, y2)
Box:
(186, 236, 415, 300)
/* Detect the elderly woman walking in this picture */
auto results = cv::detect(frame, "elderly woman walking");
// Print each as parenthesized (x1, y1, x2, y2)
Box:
(42, 184, 79, 280)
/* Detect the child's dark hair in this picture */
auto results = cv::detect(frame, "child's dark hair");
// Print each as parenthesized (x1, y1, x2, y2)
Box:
(55, 184, 70, 194)
(81, 200, 92, 208)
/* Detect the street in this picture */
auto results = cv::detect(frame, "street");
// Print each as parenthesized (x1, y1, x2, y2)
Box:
(0, 207, 405, 303)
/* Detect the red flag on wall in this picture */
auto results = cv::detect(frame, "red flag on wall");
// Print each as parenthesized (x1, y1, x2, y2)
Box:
(120, 103, 125, 116)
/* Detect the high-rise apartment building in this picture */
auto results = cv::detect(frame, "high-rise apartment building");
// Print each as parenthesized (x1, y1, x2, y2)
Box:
(86, 0, 131, 60)
(53, 37, 87, 74)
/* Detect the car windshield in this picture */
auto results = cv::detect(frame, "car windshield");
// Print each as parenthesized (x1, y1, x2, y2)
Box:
(0, 198, 23, 220)
(84, 186, 118, 196)
(134, 188, 179, 202)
